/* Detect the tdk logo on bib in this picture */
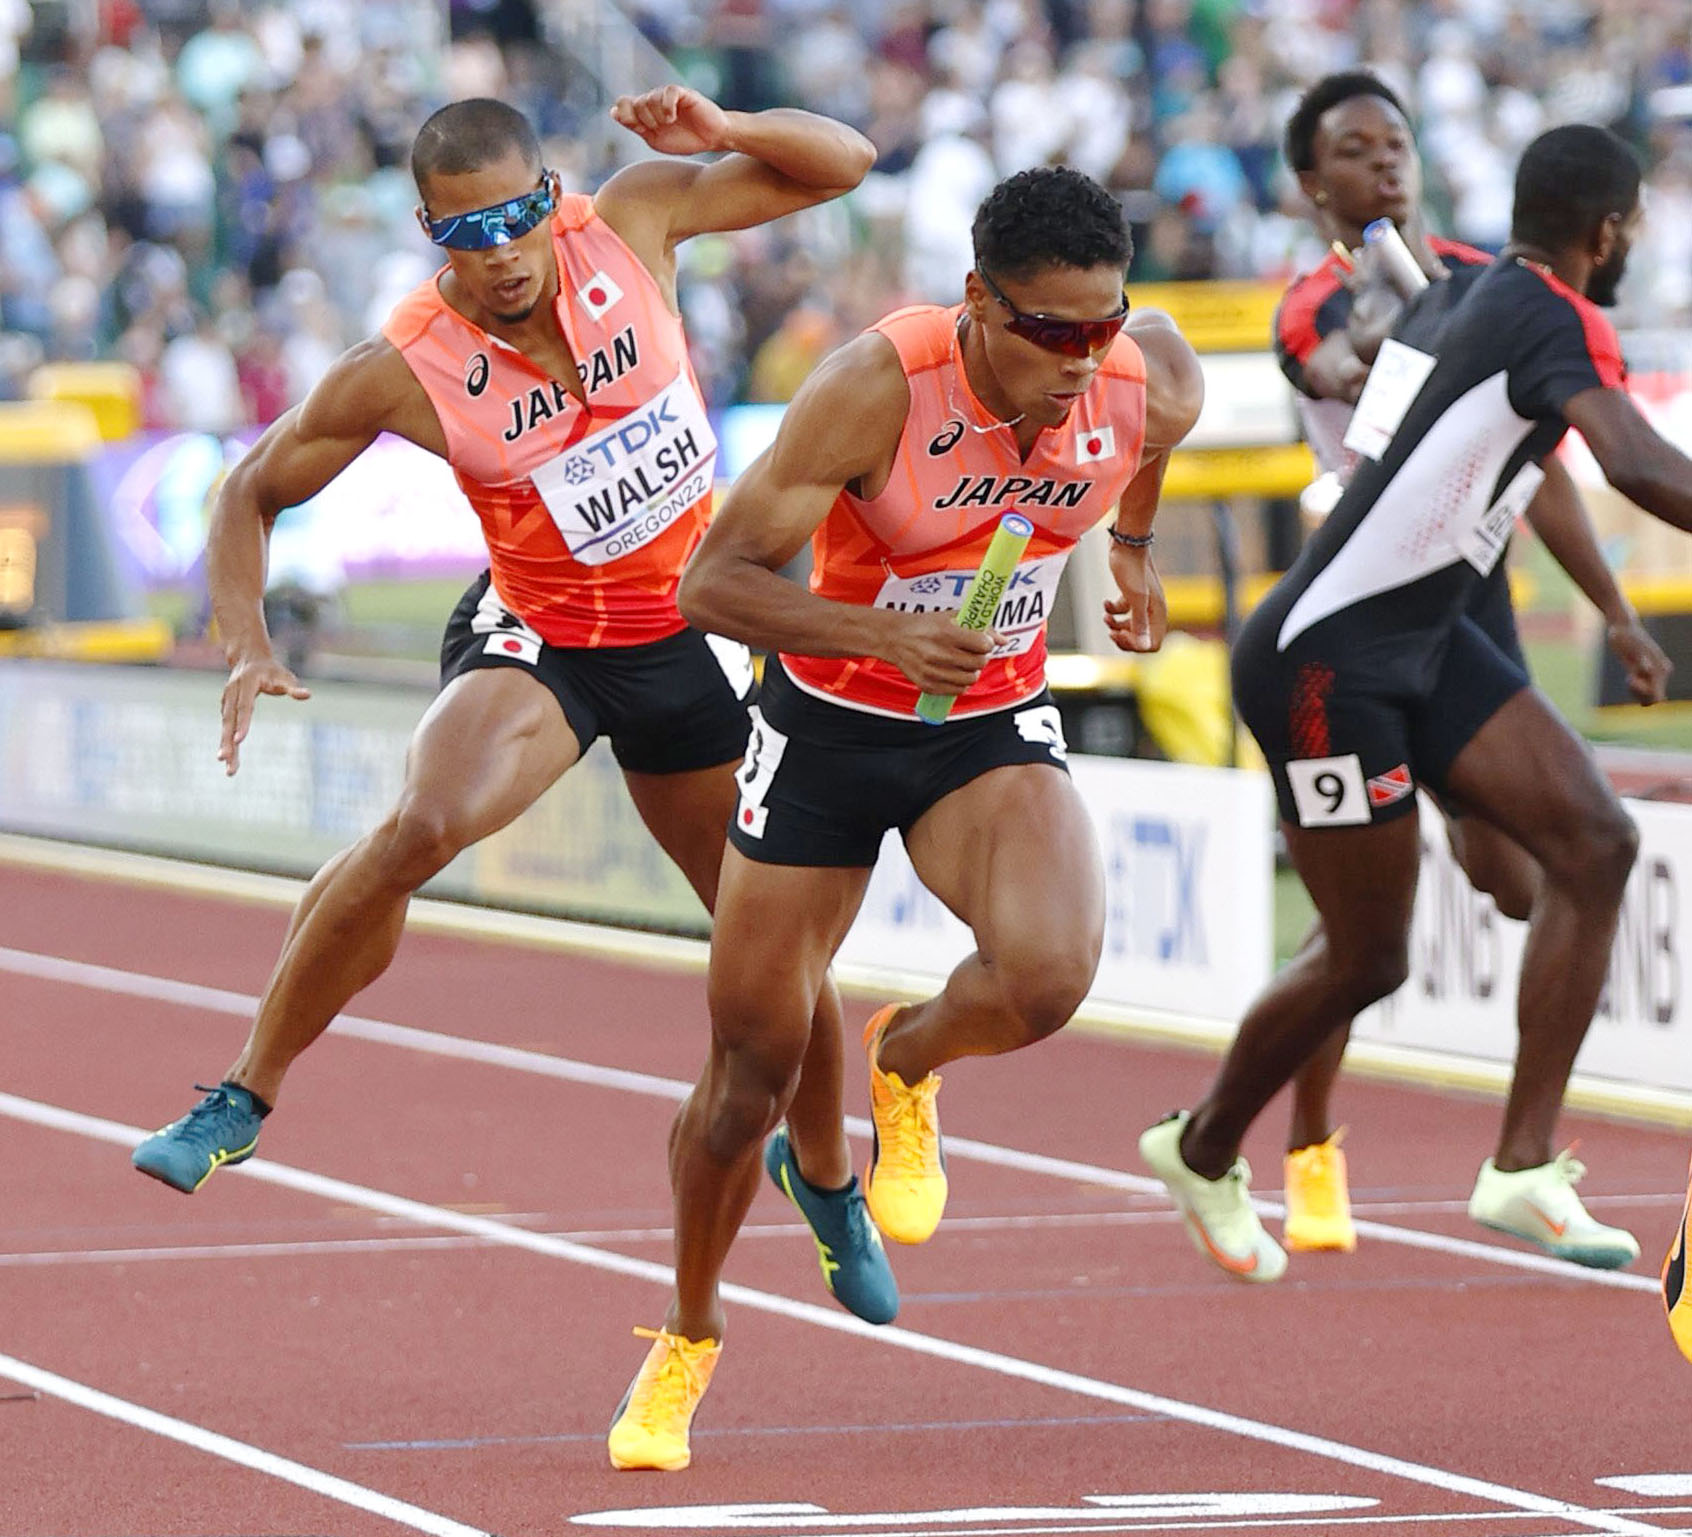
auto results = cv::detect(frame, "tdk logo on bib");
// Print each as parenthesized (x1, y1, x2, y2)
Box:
(873, 550, 1072, 657)
(530, 368, 717, 566)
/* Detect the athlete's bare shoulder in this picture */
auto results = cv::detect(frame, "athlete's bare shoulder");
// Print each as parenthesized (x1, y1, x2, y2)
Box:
(295, 334, 443, 455)
(779, 329, 911, 492)
(1126, 310, 1205, 451)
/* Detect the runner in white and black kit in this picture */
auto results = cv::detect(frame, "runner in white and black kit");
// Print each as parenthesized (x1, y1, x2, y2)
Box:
(1140, 123, 1692, 1284)
(1265, 73, 1668, 1257)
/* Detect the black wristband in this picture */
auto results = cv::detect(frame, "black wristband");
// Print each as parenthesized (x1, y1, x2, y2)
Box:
(1108, 527, 1154, 549)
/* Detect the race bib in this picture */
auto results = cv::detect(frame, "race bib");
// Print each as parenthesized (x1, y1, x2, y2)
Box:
(1456, 461, 1544, 577)
(1343, 338, 1436, 461)
(1286, 754, 1371, 828)
(872, 550, 1070, 657)
(530, 368, 717, 566)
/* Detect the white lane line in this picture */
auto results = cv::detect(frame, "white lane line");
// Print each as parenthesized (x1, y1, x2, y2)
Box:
(10, 827, 1692, 1131)
(0, 1351, 491, 1537)
(0, 1091, 1671, 1537)
(0, 945, 1662, 1295)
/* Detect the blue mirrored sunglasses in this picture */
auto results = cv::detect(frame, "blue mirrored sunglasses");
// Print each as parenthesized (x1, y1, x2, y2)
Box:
(424, 176, 556, 250)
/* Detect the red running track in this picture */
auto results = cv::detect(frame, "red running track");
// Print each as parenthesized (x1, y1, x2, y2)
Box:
(2, 848, 1691, 1537)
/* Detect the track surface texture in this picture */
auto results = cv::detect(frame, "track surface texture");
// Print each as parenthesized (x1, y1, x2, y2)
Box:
(3, 852, 1690, 1537)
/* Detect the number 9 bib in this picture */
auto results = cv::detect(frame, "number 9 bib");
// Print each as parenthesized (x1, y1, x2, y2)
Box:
(1286, 754, 1372, 827)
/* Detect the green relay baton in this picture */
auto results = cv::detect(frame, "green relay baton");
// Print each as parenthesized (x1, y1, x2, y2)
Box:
(914, 512, 1035, 725)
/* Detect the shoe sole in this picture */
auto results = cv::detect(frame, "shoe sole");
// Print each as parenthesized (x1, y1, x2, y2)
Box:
(132, 1139, 258, 1195)
(1473, 1218, 1638, 1270)
(1285, 1229, 1357, 1253)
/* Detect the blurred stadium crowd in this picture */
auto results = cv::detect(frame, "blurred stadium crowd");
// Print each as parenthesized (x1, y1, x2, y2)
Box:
(5, 0, 1692, 428)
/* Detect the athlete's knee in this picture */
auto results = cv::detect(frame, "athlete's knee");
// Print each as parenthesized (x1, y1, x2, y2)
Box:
(701, 1034, 805, 1163)
(1000, 939, 1099, 1044)
(1544, 803, 1638, 900)
(374, 796, 475, 887)
(1325, 940, 1409, 1015)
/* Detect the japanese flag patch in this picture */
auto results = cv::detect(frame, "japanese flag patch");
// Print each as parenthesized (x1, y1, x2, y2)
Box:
(483, 630, 541, 665)
(1076, 425, 1116, 464)
(576, 270, 624, 322)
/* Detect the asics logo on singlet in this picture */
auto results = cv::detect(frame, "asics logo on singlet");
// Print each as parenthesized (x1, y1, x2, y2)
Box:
(465, 352, 490, 397)
(933, 475, 1092, 510)
(928, 419, 966, 455)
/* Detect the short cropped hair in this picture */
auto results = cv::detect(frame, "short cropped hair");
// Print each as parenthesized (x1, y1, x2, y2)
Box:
(1283, 71, 1409, 174)
(411, 99, 541, 193)
(971, 167, 1132, 281)
(1511, 124, 1641, 252)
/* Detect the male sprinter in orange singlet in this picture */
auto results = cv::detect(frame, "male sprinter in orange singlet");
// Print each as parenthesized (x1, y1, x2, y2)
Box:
(131, 93, 899, 1329)
(599, 167, 1203, 1471)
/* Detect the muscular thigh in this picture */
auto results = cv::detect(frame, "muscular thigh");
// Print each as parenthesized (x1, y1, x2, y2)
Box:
(904, 762, 1104, 968)
(709, 847, 871, 1047)
(1409, 616, 1529, 796)
(1441, 686, 1624, 862)
(406, 667, 581, 843)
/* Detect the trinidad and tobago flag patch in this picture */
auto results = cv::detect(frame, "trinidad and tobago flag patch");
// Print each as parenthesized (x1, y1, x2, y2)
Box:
(1366, 763, 1414, 808)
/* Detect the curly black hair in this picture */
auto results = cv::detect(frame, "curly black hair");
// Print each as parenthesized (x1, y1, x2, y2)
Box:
(971, 167, 1132, 282)
(411, 99, 541, 193)
(1283, 71, 1409, 174)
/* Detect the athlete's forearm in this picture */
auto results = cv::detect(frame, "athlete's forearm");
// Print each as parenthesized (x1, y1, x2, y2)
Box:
(205, 477, 277, 665)
(1524, 465, 1631, 625)
(679, 554, 897, 661)
(718, 109, 876, 191)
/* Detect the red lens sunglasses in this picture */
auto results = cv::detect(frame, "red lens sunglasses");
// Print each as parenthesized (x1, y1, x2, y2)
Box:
(976, 266, 1130, 358)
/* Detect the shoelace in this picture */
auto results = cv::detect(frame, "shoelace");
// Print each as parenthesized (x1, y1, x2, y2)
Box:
(626, 1328, 709, 1428)
(1552, 1148, 1588, 1186)
(880, 1077, 942, 1179)
(841, 1186, 881, 1248)
(178, 1084, 247, 1143)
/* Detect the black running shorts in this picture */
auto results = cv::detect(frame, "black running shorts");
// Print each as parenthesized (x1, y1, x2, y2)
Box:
(439, 572, 755, 774)
(1234, 611, 1529, 830)
(726, 658, 1072, 867)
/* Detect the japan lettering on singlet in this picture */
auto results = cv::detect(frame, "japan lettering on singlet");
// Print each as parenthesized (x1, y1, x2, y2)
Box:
(782, 305, 1149, 718)
(383, 196, 717, 649)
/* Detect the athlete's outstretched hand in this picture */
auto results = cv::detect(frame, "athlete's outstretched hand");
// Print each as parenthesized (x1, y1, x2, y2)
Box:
(1103, 542, 1168, 653)
(218, 652, 310, 776)
(1607, 615, 1672, 706)
(881, 610, 999, 696)
(610, 86, 732, 158)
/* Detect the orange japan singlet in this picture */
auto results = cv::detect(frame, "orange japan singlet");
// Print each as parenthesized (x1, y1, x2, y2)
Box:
(382, 195, 717, 648)
(782, 304, 1149, 717)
